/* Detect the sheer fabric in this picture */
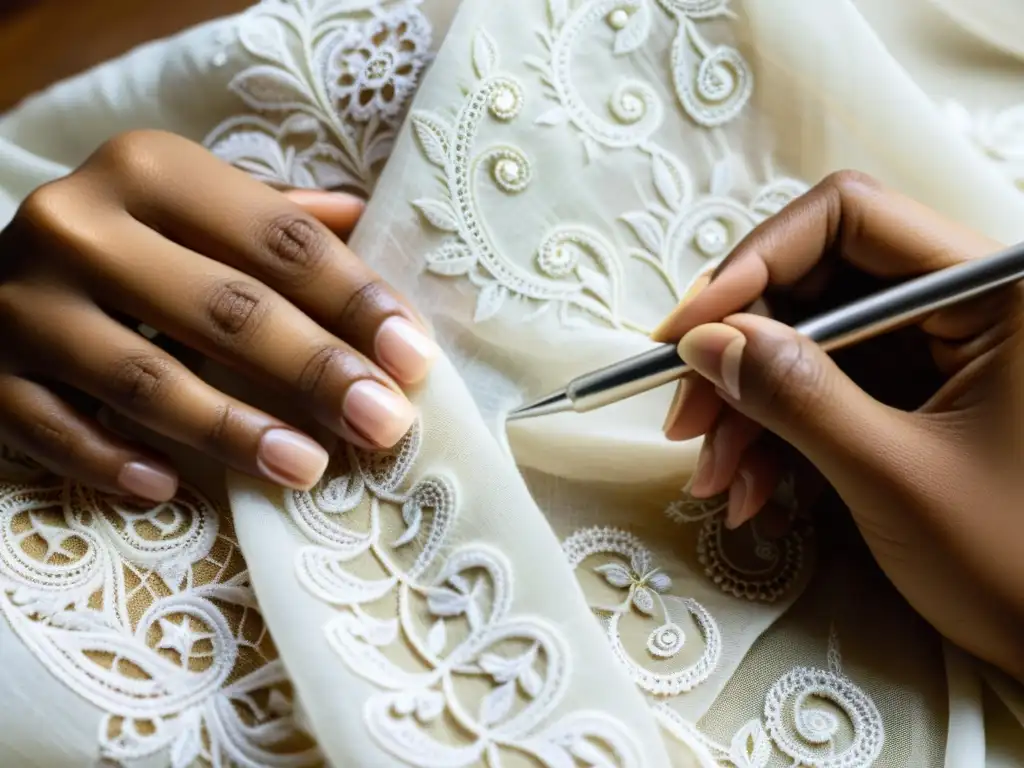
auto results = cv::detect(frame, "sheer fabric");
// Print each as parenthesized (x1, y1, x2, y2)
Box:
(0, 0, 1023, 766)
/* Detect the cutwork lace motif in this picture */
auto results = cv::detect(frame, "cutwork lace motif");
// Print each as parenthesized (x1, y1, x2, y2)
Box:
(410, 4, 806, 332)
(285, 423, 643, 767)
(562, 527, 722, 697)
(206, 0, 433, 194)
(0, 460, 318, 767)
(664, 486, 807, 605)
(654, 628, 885, 768)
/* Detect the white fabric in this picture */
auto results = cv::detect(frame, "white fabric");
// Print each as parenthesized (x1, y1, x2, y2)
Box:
(0, 0, 1024, 766)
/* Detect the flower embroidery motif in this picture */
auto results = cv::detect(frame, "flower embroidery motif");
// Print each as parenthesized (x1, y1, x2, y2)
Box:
(325, 10, 431, 123)
(206, 0, 433, 193)
(285, 426, 644, 766)
(594, 548, 672, 616)
(563, 527, 721, 696)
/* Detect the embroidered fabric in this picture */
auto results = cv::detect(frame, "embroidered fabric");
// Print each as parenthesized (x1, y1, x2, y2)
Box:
(205, 0, 434, 194)
(0, 458, 318, 768)
(2, 0, 1024, 764)
(283, 424, 644, 766)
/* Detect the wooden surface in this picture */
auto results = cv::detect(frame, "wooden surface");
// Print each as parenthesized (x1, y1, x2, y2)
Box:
(0, 0, 253, 112)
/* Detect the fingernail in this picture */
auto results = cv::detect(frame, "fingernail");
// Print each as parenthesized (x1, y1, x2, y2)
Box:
(343, 380, 416, 448)
(257, 429, 329, 490)
(651, 273, 712, 340)
(662, 378, 689, 437)
(374, 316, 439, 384)
(118, 461, 179, 502)
(677, 324, 746, 400)
(726, 470, 754, 529)
(688, 436, 716, 497)
(285, 188, 365, 209)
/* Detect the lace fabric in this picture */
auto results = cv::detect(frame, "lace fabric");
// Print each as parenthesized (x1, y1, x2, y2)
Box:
(0, 457, 319, 768)
(1, 0, 1024, 765)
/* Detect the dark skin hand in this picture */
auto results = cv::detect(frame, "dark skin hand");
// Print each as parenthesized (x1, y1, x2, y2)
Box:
(657, 170, 1024, 684)
(0, 130, 438, 502)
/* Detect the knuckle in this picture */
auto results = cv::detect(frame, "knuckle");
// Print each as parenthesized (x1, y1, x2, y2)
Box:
(94, 130, 168, 183)
(205, 280, 269, 341)
(17, 181, 85, 247)
(822, 169, 879, 195)
(108, 354, 176, 411)
(755, 337, 825, 419)
(297, 345, 367, 402)
(259, 214, 329, 283)
(203, 403, 244, 455)
(336, 277, 390, 330)
(26, 419, 77, 466)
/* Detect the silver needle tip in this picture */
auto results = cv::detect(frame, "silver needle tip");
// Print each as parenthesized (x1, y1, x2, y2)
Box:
(506, 389, 573, 421)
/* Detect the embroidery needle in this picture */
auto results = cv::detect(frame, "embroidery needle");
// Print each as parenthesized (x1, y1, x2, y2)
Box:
(506, 239, 1024, 421)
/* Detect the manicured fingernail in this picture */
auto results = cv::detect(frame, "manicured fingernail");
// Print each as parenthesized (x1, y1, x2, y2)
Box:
(285, 188, 365, 209)
(257, 429, 329, 490)
(343, 380, 416, 448)
(118, 461, 178, 502)
(662, 379, 689, 437)
(726, 470, 754, 529)
(677, 323, 746, 400)
(651, 273, 712, 339)
(688, 436, 716, 497)
(375, 316, 439, 384)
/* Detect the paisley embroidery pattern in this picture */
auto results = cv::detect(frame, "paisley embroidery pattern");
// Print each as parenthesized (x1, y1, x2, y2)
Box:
(532, 0, 751, 160)
(412, 30, 636, 329)
(562, 527, 722, 696)
(285, 425, 643, 766)
(0, 469, 318, 767)
(411, 5, 806, 331)
(205, 0, 433, 193)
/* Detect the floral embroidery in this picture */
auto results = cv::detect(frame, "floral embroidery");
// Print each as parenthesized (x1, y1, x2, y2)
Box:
(325, 9, 431, 123)
(562, 527, 721, 696)
(411, 30, 637, 329)
(0, 471, 318, 767)
(621, 146, 807, 300)
(410, 6, 805, 331)
(653, 629, 884, 767)
(285, 426, 643, 766)
(665, 485, 808, 604)
(205, 0, 433, 193)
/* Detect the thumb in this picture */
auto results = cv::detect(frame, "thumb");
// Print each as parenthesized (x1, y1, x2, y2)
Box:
(677, 314, 911, 482)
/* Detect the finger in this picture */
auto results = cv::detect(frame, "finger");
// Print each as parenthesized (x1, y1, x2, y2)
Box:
(664, 375, 722, 441)
(920, 285, 1017, 340)
(91, 133, 436, 385)
(726, 445, 781, 530)
(652, 170, 1001, 341)
(0, 374, 178, 501)
(686, 408, 764, 499)
(283, 189, 365, 236)
(675, 314, 929, 490)
(7, 291, 331, 490)
(929, 323, 1015, 378)
(73, 219, 415, 450)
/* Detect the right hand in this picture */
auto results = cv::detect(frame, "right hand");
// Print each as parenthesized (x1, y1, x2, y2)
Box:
(657, 171, 1024, 682)
(0, 131, 437, 502)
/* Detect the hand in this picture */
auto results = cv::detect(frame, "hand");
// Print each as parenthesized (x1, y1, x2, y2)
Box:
(0, 131, 437, 501)
(656, 171, 1024, 682)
